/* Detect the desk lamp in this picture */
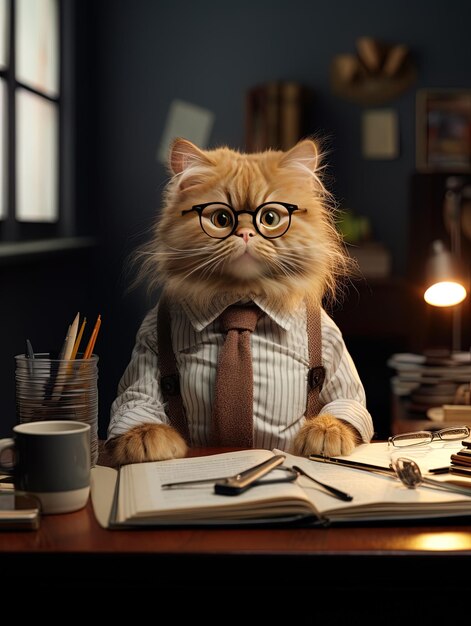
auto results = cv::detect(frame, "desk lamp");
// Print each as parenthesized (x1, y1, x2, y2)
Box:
(424, 239, 467, 308)
(423, 177, 469, 352)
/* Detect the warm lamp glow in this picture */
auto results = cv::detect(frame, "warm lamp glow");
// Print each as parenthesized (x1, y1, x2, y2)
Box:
(409, 531, 471, 551)
(424, 281, 467, 307)
(423, 240, 468, 308)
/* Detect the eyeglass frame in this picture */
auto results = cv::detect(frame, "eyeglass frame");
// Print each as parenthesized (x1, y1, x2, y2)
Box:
(181, 201, 301, 240)
(388, 426, 470, 448)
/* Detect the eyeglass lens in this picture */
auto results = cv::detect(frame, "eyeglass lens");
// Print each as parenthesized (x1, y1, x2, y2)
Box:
(199, 203, 292, 239)
(390, 426, 470, 448)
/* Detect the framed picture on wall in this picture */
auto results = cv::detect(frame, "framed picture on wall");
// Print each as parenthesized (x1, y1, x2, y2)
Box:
(416, 89, 471, 172)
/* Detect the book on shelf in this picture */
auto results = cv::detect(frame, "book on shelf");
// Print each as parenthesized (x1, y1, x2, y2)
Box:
(245, 81, 307, 152)
(91, 442, 471, 528)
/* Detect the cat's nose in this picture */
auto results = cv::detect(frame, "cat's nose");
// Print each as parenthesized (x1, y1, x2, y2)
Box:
(235, 227, 256, 243)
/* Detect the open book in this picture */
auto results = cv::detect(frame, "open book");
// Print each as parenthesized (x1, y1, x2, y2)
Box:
(91, 441, 471, 527)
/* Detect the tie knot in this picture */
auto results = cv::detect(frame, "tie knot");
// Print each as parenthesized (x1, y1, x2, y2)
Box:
(220, 305, 262, 333)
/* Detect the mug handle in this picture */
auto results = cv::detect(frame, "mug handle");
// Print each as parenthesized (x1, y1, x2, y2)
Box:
(0, 438, 16, 474)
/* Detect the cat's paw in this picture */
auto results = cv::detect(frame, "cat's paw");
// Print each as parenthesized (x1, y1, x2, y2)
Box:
(292, 414, 360, 457)
(108, 423, 188, 465)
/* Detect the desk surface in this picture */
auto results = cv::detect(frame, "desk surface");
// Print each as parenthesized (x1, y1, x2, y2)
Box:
(2, 446, 471, 592)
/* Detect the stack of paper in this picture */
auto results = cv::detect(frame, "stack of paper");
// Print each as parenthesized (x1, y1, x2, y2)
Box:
(451, 439, 471, 477)
(388, 352, 471, 414)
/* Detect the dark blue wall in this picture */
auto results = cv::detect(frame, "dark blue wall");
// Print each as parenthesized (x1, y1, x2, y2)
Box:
(2, 0, 470, 438)
(83, 0, 471, 436)
(90, 0, 471, 277)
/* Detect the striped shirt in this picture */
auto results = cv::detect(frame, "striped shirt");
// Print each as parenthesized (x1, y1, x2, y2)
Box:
(107, 294, 374, 450)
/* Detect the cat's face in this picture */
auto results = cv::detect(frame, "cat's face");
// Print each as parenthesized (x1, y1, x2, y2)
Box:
(144, 139, 351, 311)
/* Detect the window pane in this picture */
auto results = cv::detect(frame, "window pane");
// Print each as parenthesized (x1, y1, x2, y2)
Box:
(0, 0, 8, 69)
(15, 0, 58, 97)
(0, 78, 5, 220)
(16, 88, 58, 222)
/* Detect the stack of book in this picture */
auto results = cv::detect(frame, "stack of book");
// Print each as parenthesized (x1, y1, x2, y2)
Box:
(388, 351, 471, 417)
(451, 439, 471, 477)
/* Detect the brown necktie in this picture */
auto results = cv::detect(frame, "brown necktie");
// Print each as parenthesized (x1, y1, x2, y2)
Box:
(212, 305, 263, 447)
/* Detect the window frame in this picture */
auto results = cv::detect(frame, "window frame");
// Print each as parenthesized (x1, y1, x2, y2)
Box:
(0, 0, 77, 248)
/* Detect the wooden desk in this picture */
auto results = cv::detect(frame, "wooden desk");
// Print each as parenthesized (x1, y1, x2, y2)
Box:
(2, 446, 471, 602)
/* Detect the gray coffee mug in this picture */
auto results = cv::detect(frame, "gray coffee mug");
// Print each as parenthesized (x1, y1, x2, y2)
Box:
(0, 420, 91, 514)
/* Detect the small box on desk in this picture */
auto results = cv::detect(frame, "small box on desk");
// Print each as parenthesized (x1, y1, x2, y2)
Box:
(442, 405, 471, 424)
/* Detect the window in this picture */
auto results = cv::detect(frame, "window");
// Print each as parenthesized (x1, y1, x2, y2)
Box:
(0, 0, 76, 248)
(0, 0, 7, 222)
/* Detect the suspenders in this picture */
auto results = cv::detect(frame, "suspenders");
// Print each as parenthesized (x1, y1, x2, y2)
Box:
(157, 295, 325, 443)
(156, 294, 191, 443)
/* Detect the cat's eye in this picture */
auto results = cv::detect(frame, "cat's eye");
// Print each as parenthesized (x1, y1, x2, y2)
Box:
(259, 209, 282, 228)
(210, 209, 234, 229)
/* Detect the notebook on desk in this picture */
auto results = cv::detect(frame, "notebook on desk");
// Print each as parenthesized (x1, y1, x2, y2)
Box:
(90, 442, 471, 528)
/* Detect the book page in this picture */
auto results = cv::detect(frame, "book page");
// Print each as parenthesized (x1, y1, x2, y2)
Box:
(117, 449, 314, 523)
(280, 451, 471, 522)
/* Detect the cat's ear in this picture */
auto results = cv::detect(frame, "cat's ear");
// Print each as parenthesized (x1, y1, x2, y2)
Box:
(279, 139, 319, 173)
(169, 138, 213, 175)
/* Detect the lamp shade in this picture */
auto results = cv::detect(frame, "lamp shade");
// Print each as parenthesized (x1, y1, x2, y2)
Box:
(424, 240, 467, 307)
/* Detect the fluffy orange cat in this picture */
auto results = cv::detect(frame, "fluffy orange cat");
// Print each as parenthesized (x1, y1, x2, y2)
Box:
(107, 137, 374, 464)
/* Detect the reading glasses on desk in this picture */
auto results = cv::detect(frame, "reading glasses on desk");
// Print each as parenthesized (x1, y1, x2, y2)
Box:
(388, 426, 470, 448)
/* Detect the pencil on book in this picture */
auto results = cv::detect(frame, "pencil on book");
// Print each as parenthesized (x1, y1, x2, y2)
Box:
(84, 314, 101, 359)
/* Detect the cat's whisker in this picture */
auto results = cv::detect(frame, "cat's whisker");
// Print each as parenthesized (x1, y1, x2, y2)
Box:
(277, 252, 309, 268)
(253, 244, 301, 270)
(264, 255, 301, 279)
(139, 246, 217, 264)
(196, 242, 248, 279)
(164, 247, 214, 256)
(165, 245, 215, 254)
(180, 246, 232, 281)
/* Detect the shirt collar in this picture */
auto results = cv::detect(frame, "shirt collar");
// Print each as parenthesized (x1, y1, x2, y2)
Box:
(181, 293, 301, 332)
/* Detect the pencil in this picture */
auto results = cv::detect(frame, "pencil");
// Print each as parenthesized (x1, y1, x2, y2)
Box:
(63, 312, 80, 361)
(71, 317, 87, 359)
(53, 312, 79, 396)
(84, 314, 102, 359)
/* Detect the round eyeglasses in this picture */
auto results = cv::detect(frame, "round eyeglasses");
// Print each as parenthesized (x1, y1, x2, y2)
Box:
(388, 426, 470, 448)
(181, 202, 300, 240)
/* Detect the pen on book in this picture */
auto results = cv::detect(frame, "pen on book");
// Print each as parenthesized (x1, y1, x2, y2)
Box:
(161, 476, 229, 489)
(214, 454, 286, 495)
(309, 454, 449, 477)
(292, 465, 353, 502)
(308, 454, 395, 476)
(161, 455, 286, 494)
(428, 467, 450, 474)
